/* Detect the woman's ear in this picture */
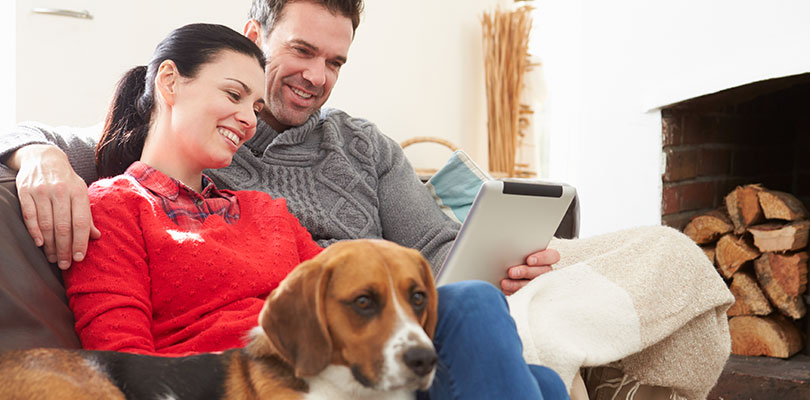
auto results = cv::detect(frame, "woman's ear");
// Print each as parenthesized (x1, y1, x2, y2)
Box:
(243, 19, 264, 48)
(155, 59, 179, 107)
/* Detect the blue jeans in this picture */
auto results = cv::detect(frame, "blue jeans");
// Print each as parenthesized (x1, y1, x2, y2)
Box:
(418, 281, 568, 400)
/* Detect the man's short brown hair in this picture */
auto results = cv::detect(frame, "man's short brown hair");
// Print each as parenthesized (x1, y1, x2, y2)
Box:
(248, 0, 363, 36)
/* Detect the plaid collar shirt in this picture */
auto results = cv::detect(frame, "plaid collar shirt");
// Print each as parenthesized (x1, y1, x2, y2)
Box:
(124, 161, 240, 231)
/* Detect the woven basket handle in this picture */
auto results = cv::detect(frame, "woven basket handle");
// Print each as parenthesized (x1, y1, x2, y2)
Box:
(400, 136, 459, 151)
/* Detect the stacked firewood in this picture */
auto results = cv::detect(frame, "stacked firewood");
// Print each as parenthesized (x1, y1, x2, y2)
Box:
(683, 184, 808, 358)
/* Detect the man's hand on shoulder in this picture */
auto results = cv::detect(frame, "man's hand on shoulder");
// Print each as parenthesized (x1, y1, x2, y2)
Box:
(500, 248, 560, 296)
(9, 144, 101, 270)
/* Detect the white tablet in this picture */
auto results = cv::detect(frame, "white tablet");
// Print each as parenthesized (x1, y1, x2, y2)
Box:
(435, 179, 576, 287)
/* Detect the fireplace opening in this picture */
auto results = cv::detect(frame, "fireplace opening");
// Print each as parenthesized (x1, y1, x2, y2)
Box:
(661, 72, 810, 230)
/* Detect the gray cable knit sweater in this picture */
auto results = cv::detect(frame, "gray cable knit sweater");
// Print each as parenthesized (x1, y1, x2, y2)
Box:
(0, 109, 460, 273)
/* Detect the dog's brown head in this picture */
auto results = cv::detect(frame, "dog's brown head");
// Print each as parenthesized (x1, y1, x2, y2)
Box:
(255, 239, 438, 392)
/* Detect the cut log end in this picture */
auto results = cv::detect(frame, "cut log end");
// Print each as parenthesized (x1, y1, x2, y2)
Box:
(684, 210, 733, 244)
(725, 185, 765, 235)
(729, 315, 803, 358)
(728, 315, 802, 358)
(754, 252, 808, 319)
(726, 272, 773, 317)
(758, 189, 810, 221)
(748, 220, 810, 253)
(715, 234, 761, 278)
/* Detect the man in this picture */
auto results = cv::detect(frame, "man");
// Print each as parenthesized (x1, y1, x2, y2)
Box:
(0, 1, 567, 398)
(2, 1, 558, 294)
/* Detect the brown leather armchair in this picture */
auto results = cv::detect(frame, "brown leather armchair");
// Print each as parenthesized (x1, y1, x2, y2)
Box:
(0, 166, 81, 350)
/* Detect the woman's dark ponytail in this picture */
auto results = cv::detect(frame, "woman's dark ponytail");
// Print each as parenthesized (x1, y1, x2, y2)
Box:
(95, 65, 154, 178)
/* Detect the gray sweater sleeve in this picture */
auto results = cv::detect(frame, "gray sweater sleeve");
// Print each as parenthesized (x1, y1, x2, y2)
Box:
(0, 121, 101, 184)
(370, 125, 461, 274)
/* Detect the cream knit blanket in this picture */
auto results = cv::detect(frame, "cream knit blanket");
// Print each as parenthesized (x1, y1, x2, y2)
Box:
(508, 226, 734, 399)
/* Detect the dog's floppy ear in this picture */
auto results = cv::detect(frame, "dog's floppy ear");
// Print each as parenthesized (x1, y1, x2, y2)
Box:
(261, 258, 333, 377)
(417, 254, 439, 339)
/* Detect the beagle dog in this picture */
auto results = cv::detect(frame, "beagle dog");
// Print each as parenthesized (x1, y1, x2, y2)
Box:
(0, 239, 438, 400)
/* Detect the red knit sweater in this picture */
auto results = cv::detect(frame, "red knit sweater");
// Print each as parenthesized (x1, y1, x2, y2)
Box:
(63, 176, 322, 356)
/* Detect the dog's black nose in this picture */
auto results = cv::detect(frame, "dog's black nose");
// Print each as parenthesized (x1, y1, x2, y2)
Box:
(403, 347, 437, 377)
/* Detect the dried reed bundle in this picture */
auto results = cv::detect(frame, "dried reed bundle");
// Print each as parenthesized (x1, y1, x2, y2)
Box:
(482, 5, 534, 177)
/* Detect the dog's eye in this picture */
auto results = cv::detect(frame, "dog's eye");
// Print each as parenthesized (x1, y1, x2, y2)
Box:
(351, 294, 379, 317)
(354, 295, 372, 309)
(410, 291, 427, 308)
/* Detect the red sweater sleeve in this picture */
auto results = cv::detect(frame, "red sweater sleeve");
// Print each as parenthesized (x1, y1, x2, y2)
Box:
(63, 182, 157, 355)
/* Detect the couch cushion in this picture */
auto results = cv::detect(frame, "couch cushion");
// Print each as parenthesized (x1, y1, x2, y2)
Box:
(0, 166, 80, 350)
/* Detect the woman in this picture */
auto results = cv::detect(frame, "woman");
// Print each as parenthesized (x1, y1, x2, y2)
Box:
(65, 22, 568, 399)
(65, 23, 322, 356)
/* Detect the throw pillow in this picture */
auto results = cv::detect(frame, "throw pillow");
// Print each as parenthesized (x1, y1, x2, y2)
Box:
(425, 150, 491, 224)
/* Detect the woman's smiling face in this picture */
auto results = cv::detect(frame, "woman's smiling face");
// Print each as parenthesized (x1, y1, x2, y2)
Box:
(167, 49, 266, 172)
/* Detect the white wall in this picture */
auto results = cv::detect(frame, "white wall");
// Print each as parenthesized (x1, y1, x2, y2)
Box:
(327, 0, 509, 172)
(1, 2, 14, 134)
(14, 0, 502, 173)
(529, 0, 810, 237)
(15, 0, 251, 127)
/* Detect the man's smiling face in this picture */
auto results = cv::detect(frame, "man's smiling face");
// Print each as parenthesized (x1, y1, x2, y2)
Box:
(258, 1, 354, 131)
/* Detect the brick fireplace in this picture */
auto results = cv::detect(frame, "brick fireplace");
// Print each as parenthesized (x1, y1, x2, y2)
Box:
(661, 72, 810, 231)
(660, 73, 810, 399)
